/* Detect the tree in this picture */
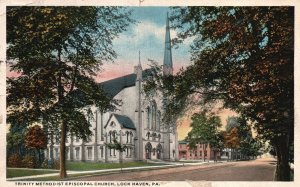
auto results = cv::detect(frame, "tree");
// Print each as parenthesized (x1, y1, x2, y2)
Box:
(186, 112, 222, 162)
(239, 137, 262, 159)
(7, 131, 25, 156)
(223, 127, 240, 160)
(7, 121, 27, 159)
(7, 6, 134, 178)
(25, 125, 47, 166)
(224, 116, 262, 160)
(106, 139, 127, 164)
(164, 7, 293, 181)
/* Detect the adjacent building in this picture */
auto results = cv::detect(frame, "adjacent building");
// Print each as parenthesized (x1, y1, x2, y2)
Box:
(178, 141, 221, 161)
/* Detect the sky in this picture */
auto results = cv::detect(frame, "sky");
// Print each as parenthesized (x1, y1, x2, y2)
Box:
(5, 6, 236, 140)
(95, 7, 236, 140)
(95, 7, 192, 82)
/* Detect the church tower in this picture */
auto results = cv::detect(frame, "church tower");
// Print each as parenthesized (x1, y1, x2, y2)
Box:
(162, 14, 175, 161)
(163, 13, 173, 76)
(134, 51, 143, 161)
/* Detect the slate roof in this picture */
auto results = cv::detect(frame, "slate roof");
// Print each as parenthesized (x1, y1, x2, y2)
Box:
(100, 69, 152, 98)
(113, 114, 136, 130)
(104, 113, 136, 130)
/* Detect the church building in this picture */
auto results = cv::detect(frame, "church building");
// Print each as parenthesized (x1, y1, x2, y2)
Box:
(47, 16, 178, 163)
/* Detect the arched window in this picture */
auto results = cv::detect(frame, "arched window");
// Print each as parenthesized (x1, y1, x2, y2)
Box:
(126, 131, 129, 143)
(130, 132, 133, 143)
(112, 130, 117, 141)
(156, 144, 162, 159)
(146, 107, 150, 129)
(146, 132, 150, 140)
(151, 101, 157, 130)
(152, 133, 156, 141)
(158, 134, 161, 141)
(145, 142, 152, 159)
(157, 111, 161, 131)
(109, 131, 112, 143)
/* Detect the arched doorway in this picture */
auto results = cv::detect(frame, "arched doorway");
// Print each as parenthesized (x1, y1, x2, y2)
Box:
(156, 144, 162, 159)
(145, 142, 152, 159)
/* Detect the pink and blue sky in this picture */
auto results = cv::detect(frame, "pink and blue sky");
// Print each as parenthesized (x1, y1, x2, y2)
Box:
(96, 7, 192, 82)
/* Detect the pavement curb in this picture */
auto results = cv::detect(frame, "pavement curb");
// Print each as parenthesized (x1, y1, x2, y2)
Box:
(7, 160, 230, 181)
(63, 165, 182, 181)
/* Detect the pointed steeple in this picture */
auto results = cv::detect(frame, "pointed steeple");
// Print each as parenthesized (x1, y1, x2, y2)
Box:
(135, 50, 143, 81)
(138, 50, 141, 67)
(163, 13, 173, 76)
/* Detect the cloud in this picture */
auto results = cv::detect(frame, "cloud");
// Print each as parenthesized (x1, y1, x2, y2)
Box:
(113, 20, 179, 61)
(101, 17, 193, 83)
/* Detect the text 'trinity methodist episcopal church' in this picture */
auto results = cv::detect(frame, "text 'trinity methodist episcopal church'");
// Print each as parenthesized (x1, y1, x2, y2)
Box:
(46, 16, 179, 163)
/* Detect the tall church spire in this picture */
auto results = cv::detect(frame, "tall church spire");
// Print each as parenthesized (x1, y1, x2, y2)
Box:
(163, 13, 173, 76)
(138, 50, 141, 66)
(135, 50, 143, 81)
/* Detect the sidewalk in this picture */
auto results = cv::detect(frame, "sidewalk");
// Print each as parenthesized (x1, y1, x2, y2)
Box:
(7, 160, 226, 181)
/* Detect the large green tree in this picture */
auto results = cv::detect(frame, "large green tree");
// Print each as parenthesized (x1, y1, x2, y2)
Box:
(223, 116, 263, 160)
(7, 6, 133, 178)
(166, 7, 293, 180)
(186, 112, 222, 161)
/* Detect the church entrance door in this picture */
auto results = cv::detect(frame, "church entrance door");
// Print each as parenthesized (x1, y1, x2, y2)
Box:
(156, 144, 162, 160)
(145, 142, 152, 159)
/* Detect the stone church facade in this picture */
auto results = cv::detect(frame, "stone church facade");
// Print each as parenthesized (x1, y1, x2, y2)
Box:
(46, 16, 179, 163)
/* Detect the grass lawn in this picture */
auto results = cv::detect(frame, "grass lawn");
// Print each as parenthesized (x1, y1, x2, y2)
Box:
(7, 161, 164, 179)
(66, 161, 161, 171)
(7, 169, 58, 178)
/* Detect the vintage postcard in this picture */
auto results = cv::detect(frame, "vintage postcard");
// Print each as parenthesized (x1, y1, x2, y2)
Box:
(0, 0, 299, 187)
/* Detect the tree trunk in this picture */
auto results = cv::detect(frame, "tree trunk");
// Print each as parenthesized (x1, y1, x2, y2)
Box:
(59, 120, 67, 178)
(203, 145, 206, 162)
(227, 149, 229, 161)
(57, 48, 67, 179)
(274, 136, 291, 181)
(38, 149, 41, 167)
(119, 151, 123, 164)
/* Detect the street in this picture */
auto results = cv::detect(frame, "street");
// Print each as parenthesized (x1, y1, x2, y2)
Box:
(76, 157, 276, 181)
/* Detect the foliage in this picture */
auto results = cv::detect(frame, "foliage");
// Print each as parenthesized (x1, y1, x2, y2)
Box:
(25, 125, 47, 150)
(7, 131, 25, 156)
(7, 6, 134, 178)
(167, 7, 293, 180)
(106, 139, 127, 163)
(224, 116, 262, 158)
(106, 139, 127, 152)
(224, 127, 240, 149)
(186, 112, 222, 149)
(41, 159, 50, 169)
(22, 155, 37, 168)
(239, 137, 262, 158)
(24, 125, 47, 167)
(7, 154, 23, 168)
(53, 160, 60, 170)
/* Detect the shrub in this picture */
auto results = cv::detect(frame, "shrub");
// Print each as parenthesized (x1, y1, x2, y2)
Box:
(41, 159, 49, 169)
(7, 154, 23, 168)
(22, 155, 37, 168)
(53, 159, 60, 170)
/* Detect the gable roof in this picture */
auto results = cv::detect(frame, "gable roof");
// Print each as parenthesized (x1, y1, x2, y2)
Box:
(105, 113, 136, 130)
(100, 69, 152, 97)
(114, 114, 136, 130)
